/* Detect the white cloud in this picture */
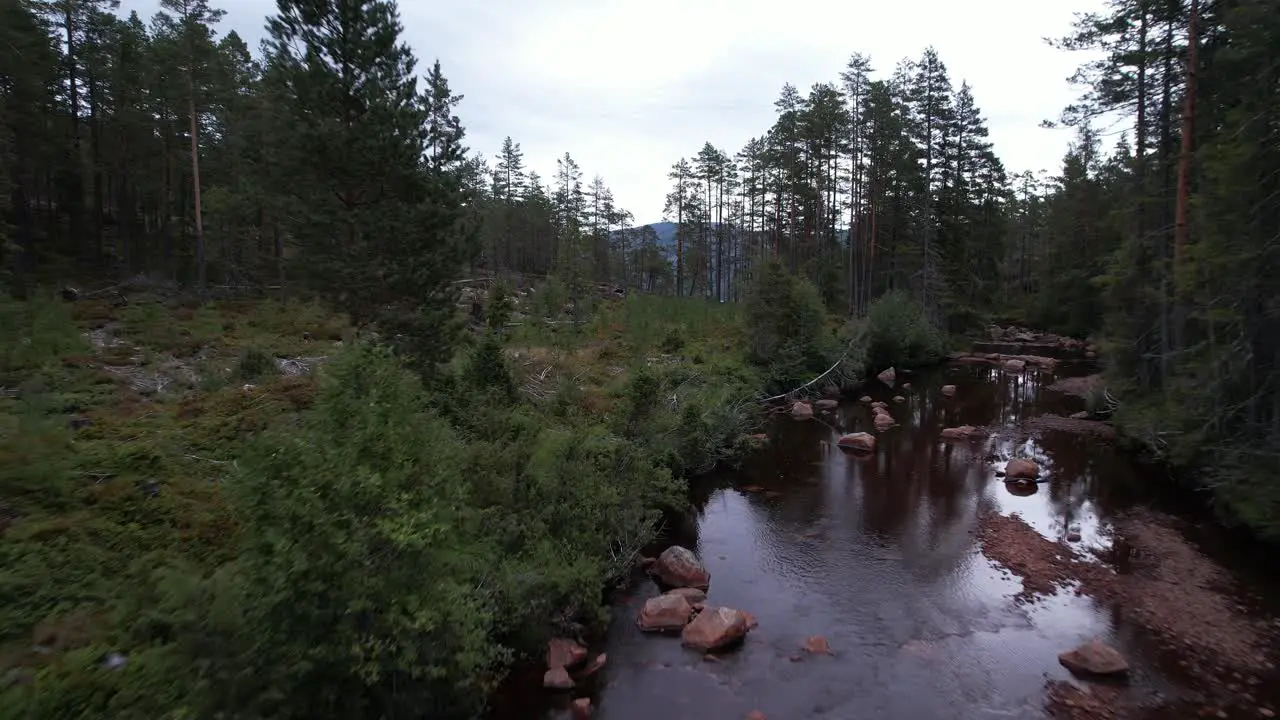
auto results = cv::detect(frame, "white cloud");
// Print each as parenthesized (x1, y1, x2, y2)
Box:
(120, 0, 1107, 222)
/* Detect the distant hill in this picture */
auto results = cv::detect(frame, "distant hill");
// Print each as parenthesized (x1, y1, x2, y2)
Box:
(617, 222, 853, 251)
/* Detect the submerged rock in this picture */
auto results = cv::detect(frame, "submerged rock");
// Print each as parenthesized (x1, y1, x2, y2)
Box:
(547, 637, 588, 669)
(682, 606, 750, 651)
(837, 432, 876, 453)
(877, 367, 897, 386)
(1005, 458, 1041, 480)
(941, 384, 957, 397)
(637, 594, 694, 632)
(815, 398, 839, 410)
(652, 545, 711, 590)
(940, 425, 980, 440)
(802, 635, 833, 655)
(790, 401, 814, 420)
(1058, 639, 1129, 677)
(543, 666, 574, 690)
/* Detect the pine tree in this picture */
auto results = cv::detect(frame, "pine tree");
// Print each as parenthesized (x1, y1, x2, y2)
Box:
(265, 0, 471, 370)
(156, 0, 224, 288)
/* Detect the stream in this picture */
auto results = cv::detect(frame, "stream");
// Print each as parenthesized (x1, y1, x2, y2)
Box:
(494, 353, 1280, 720)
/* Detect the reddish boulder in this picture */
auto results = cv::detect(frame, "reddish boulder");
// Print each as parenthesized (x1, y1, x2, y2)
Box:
(637, 594, 694, 632)
(790, 401, 814, 420)
(547, 638, 588, 669)
(570, 697, 592, 719)
(873, 411, 896, 431)
(940, 425, 979, 440)
(815, 398, 839, 410)
(941, 384, 957, 397)
(741, 610, 760, 630)
(892, 395, 906, 403)
(1005, 458, 1041, 480)
(877, 367, 897, 386)
(837, 432, 876, 453)
(681, 606, 750, 651)
(652, 545, 711, 590)
(802, 635, 833, 655)
(664, 587, 707, 604)
(747, 712, 768, 720)
(1058, 639, 1129, 677)
(859, 395, 873, 403)
(543, 666, 574, 690)
(1003, 359, 1027, 372)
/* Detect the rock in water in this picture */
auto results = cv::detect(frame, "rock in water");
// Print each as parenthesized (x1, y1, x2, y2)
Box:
(1058, 639, 1129, 677)
(547, 638, 588, 669)
(1003, 359, 1027, 372)
(815, 398, 839, 410)
(682, 606, 750, 651)
(570, 697, 592, 719)
(652, 545, 711, 589)
(1005, 458, 1041, 480)
(877, 367, 897, 386)
(941, 384, 957, 397)
(664, 587, 707, 604)
(802, 635, 833, 655)
(837, 432, 876, 453)
(940, 426, 978, 440)
(790, 401, 814, 420)
(543, 666, 574, 690)
(873, 411, 896, 431)
(637, 594, 694, 631)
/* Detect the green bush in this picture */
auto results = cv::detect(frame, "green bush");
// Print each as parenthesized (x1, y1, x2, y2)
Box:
(464, 334, 515, 397)
(743, 262, 836, 391)
(234, 346, 275, 381)
(854, 290, 945, 370)
(0, 292, 85, 383)
(216, 342, 683, 719)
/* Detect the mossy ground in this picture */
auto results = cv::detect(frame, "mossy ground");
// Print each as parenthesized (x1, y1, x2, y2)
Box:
(0, 287, 762, 712)
(0, 293, 345, 689)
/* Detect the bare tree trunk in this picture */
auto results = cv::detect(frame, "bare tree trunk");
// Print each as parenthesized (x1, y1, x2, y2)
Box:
(188, 76, 206, 288)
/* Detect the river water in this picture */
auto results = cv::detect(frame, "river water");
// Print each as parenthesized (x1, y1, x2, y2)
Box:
(497, 357, 1279, 720)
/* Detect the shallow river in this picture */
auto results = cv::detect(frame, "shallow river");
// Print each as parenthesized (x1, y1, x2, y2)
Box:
(495, 357, 1278, 720)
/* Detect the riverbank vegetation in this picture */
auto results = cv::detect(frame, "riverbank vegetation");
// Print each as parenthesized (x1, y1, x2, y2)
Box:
(3, 0, 1277, 716)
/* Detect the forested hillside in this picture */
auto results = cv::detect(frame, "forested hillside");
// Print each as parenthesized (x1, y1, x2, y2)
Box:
(2, 0, 1279, 716)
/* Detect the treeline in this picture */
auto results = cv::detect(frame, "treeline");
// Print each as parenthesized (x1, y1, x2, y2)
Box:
(1, 0, 486, 369)
(1015, 0, 1280, 537)
(470, 49, 1015, 332)
(656, 50, 1009, 330)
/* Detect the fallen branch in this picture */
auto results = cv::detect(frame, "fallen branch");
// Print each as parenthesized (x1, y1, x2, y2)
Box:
(756, 344, 858, 404)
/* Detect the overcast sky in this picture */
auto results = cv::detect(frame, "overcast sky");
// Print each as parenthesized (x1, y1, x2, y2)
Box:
(121, 0, 1105, 223)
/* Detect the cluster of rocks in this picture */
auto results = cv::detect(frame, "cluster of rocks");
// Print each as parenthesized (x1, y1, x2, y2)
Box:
(541, 638, 605, 717)
(949, 350, 1061, 372)
(986, 325, 1099, 354)
(634, 546, 758, 654)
